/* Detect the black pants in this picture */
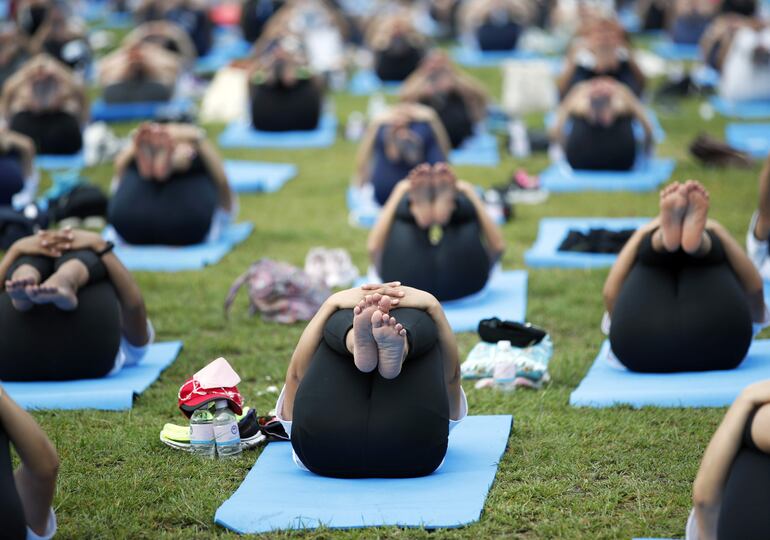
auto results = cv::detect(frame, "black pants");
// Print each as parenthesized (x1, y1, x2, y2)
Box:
(9, 111, 82, 155)
(610, 232, 753, 372)
(380, 194, 491, 301)
(249, 79, 322, 132)
(374, 45, 424, 82)
(108, 161, 218, 246)
(0, 250, 121, 381)
(0, 152, 25, 206)
(0, 426, 26, 540)
(421, 91, 474, 148)
(563, 63, 644, 99)
(476, 21, 522, 51)
(103, 80, 173, 104)
(718, 408, 770, 539)
(292, 308, 449, 478)
(565, 116, 637, 171)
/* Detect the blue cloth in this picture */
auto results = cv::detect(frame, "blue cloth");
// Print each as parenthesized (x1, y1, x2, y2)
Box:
(355, 269, 527, 333)
(218, 112, 338, 149)
(105, 222, 253, 272)
(539, 158, 676, 193)
(91, 99, 195, 122)
(725, 123, 770, 158)
(710, 97, 770, 119)
(348, 70, 403, 96)
(570, 340, 770, 408)
(652, 41, 701, 61)
(524, 217, 652, 269)
(194, 36, 251, 75)
(35, 152, 85, 171)
(450, 46, 542, 67)
(450, 130, 500, 167)
(215, 415, 513, 533)
(224, 160, 297, 193)
(3, 341, 183, 410)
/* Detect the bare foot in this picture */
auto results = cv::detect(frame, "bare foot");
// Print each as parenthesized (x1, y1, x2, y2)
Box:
(682, 180, 710, 254)
(351, 295, 380, 373)
(27, 277, 78, 311)
(152, 128, 174, 181)
(432, 162, 457, 226)
(408, 163, 434, 229)
(134, 125, 154, 178)
(659, 182, 688, 252)
(4, 275, 37, 312)
(372, 296, 407, 379)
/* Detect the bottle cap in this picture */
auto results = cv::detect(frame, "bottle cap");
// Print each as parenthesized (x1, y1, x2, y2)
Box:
(497, 340, 512, 350)
(215, 399, 229, 409)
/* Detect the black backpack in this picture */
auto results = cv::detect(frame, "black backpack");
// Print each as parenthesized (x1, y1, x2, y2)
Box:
(0, 205, 50, 250)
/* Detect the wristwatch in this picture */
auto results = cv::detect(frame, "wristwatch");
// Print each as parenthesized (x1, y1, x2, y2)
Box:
(96, 241, 115, 257)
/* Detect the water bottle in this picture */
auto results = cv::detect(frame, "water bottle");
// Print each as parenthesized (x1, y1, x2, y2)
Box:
(189, 406, 215, 459)
(213, 400, 242, 458)
(508, 119, 531, 159)
(492, 340, 518, 392)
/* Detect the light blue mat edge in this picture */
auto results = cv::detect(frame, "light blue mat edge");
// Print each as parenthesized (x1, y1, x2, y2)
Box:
(224, 160, 298, 193)
(524, 217, 652, 269)
(214, 414, 513, 533)
(710, 97, 770, 119)
(218, 113, 338, 149)
(540, 159, 676, 192)
(569, 340, 770, 408)
(91, 99, 195, 122)
(725, 123, 770, 158)
(3, 341, 183, 411)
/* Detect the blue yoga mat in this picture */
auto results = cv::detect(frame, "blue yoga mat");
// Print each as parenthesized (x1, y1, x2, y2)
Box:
(692, 65, 720, 88)
(194, 37, 251, 75)
(710, 97, 770, 119)
(450, 46, 542, 67)
(218, 112, 338, 149)
(524, 217, 651, 269)
(725, 123, 770, 158)
(3, 341, 182, 410)
(36, 152, 86, 171)
(224, 160, 297, 193)
(355, 270, 527, 333)
(570, 339, 770, 408)
(539, 158, 676, 193)
(450, 131, 500, 167)
(652, 41, 701, 62)
(347, 70, 402, 96)
(91, 98, 195, 122)
(215, 414, 512, 533)
(105, 222, 253, 272)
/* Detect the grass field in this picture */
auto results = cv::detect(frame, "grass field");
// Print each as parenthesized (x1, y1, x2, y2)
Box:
(17, 45, 767, 539)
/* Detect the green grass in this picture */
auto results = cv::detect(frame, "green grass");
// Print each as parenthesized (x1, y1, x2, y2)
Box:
(21, 60, 765, 539)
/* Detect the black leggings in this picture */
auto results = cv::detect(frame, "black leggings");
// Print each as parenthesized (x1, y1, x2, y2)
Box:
(0, 426, 26, 540)
(564, 63, 644, 98)
(374, 45, 424, 82)
(103, 80, 173, 104)
(421, 91, 474, 149)
(0, 152, 25, 206)
(610, 232, 753, 373)
(249, 79, 322, 132)
(291, 308, 449, 478)
(380, 194, 491, 301)
(108, 160, 218, 246)
(9, 111, 82, 155)
(0, 250, 121, 381)
(718, 408, 770, 540)
(565, 116, 637, 171)
(476, 21, 522, 51)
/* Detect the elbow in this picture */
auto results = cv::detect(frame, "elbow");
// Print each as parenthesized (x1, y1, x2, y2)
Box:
(34, 447, 60, 484)
(692, 483, 718, 512)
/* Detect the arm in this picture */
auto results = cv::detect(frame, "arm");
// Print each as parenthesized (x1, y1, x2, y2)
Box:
(0, 232, 71, 288)
(602, 218, 660, 313)
(0, 386, 59, 536)
(367, 179, 410, 269)
(618, 83, 654, 152)
(457, 180, 506, 262)
(426, 296, 463, 420)
(196, 140, 234, 213)
(353, 119, 381, 188)
(693, 380, 770, 540)
(550, 83, 585, 145)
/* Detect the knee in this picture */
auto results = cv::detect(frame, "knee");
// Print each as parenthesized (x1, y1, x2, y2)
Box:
(752, 404, 770, 453)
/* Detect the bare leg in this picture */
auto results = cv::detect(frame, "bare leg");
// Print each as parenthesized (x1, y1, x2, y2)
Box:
(372, 296, 408, 379)
(682, 180, 711, 255)
(4, 265, 41, 312)
(27, 259, 89, 311)
(755, 154, 770, 241)
(134, 125, 154, 179)
(431, 162, 457, 227)
(151, 128, 174, 181)
(408, 163, 434, 229)
(655, 181, 688, 252)
(349, 294, 381, 373)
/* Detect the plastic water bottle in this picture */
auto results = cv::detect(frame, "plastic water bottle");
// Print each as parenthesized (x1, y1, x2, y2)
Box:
(213, 400, 242, 458)
(367, 93, 387, 119)
(508, 119, 531, 158)
(189, 406, 215, 459)
(492, 340, 518, 392)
